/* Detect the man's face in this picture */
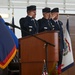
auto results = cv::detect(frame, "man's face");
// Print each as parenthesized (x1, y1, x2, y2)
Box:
(29, 10, 36, 18)
(43, 12, 51, 19)
(51, 12, 59, 20)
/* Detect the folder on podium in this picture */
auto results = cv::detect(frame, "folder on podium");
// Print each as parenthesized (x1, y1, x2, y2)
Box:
(19, 31, 59, 75)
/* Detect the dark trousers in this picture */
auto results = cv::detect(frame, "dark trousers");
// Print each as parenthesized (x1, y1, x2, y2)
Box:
(0, 67, 8, 75)
(58, 50, 63, 66)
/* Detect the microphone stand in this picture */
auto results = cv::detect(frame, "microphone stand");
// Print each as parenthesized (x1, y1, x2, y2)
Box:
(5, 22, 55, 70)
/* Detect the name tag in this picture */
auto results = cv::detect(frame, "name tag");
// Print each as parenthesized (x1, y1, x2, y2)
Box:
(44, 27, 47, 29)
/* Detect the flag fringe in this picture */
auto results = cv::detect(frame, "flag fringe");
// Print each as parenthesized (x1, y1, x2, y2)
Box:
(0, 47, 17, 69)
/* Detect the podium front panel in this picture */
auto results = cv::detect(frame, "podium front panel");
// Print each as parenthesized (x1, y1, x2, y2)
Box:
(19, 31, 59, 62)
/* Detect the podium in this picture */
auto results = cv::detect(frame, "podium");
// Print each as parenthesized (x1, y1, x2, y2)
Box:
(19, 31, 59, 75)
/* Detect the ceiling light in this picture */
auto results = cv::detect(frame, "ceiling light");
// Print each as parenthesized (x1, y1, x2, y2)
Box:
(0, 13, 9, 18)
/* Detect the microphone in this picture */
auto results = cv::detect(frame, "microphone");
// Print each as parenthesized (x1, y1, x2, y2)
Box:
(5, 22, 21, 30)
(5, 22, 55, 71)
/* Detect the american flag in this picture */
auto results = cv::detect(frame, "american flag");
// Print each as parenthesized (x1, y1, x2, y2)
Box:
(42, 60, 48, 75)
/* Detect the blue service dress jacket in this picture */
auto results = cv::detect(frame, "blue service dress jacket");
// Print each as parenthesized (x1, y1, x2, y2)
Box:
(19, 16, 39, 37)
(38, 18, 53, 32)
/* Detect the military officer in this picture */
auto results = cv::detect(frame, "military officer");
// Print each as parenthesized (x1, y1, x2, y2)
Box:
(19, 5, 39, 37)
(38, 7, 53, 32)
(50, 8, 64, 74)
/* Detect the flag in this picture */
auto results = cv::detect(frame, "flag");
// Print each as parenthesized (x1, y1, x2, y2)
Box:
(42, 60, 48, 75)
(61, 17, 74, 72)
(0, 18, 19, 49)
(6, 26, 19, 49)
(0, 19, 17, 69)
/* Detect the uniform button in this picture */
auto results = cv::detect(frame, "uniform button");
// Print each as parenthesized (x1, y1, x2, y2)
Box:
(29, 29, 32, 32)
(53, 28, 54, 30)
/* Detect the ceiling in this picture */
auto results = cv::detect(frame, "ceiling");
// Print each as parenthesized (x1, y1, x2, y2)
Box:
(0, 0, 75, 11)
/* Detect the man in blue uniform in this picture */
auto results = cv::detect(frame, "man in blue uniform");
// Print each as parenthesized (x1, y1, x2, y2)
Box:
(19, 5, 39, 37)
(38, 7, 53, 32)
(50, 8, 64, 74)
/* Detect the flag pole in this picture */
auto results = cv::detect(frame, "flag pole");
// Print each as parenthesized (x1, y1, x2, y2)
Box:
(12, 5, 15, 33)
(67, 15, 69, 19)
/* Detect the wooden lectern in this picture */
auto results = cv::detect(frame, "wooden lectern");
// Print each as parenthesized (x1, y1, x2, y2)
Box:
(19, 31, 59, 75)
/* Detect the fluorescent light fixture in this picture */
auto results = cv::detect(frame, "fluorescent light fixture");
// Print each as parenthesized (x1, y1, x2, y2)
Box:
(66, 3, 75, 5)
(12, 1, 27, 3)
(29, 2, 45, 4)
(0, 13, 9, 18)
